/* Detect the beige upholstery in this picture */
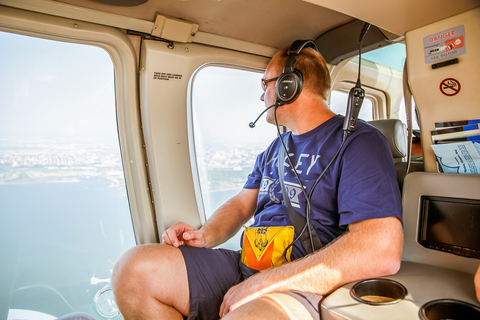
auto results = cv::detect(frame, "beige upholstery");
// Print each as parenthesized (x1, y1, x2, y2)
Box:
(401, 172, 480, 273)
(368, 119, 407, 161)
(368, 119, 414, 190)
(320, 261, 478, 320)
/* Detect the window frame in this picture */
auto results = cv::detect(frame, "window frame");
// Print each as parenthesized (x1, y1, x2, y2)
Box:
(331, 81, 387, 120)
(0, 7, 155, 244)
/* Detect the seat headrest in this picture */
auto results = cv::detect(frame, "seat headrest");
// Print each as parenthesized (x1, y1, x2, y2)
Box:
(368, 119, 407, 159)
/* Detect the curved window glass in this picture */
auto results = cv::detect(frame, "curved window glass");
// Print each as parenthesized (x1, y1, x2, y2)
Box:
(330, 90, 374, 121)
(190, 66, 277, 249)
(0, 31, 135, 319)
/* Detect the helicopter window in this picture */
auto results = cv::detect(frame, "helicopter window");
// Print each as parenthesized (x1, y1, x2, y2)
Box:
(190, 66, 277, 249)
(330, 90, 374, 121)
(0, 31, 136, 319)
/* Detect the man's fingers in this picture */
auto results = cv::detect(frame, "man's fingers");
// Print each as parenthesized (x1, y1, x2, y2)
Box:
(183, 230, 205, 247)
(219, 287, 237, 317)
(164, 227, 182, 247)
(219, 297, 226, 317)
(161, 232, 171, 245)
(183, 231, 198, 240)
(161, 223, 202, 247)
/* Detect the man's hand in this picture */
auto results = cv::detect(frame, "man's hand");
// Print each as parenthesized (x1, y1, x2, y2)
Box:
(219, 275, 267, 317)
(475, 264, 480, 303)
(162, 222, 205, 248)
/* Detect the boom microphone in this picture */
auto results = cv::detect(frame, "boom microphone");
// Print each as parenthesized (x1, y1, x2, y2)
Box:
(249, 104, 276, 128)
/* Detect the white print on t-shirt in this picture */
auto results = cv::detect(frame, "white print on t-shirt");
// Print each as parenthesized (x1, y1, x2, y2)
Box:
(281, 152, 321, 175)
(259, 176, 281, 204)
(283, 180, 304, 208)
(259, 176, 304, 208)
(260, 152, 320, 207)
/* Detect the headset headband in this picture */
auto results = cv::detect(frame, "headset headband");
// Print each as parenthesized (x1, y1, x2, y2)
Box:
(283, 40, 318, 73)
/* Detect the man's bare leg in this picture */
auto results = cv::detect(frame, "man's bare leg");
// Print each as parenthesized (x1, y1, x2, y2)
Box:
(112, 244, 190, 319)
(223, 293, 314, 320)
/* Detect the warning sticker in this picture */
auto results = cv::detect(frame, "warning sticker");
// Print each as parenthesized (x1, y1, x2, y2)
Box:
(153, 72, 183, 81)
(424, 25, 466, 64)
(439, 78, 461, 96)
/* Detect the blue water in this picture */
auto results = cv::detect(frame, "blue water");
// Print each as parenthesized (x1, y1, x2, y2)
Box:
(0, 178, 136, 319)
(0, 180, 246, 319)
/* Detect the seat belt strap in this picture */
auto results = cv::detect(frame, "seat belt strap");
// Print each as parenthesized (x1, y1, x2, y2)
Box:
(277, 142, 322, 254)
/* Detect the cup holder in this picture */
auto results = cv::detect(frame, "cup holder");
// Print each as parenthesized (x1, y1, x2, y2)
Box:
(419, 299, 480, 320)
(350, 278, 407, 305)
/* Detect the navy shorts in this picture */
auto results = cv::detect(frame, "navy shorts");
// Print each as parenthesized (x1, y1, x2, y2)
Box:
(178, 246, 322, 320)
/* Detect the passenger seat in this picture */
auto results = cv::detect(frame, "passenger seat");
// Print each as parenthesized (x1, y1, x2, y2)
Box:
(368, 119, 419, 191)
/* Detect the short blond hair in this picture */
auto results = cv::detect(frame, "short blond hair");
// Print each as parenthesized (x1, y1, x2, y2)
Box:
(274, 45, 331, 100)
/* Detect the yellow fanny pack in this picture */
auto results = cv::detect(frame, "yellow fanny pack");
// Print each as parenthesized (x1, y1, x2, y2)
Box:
(241, 225, 294, 271)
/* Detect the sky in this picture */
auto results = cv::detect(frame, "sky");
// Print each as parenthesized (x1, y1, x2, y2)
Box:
(363, 43, 406, 70)
(0, 31, 118, 145)
(192, 66, 277, 147)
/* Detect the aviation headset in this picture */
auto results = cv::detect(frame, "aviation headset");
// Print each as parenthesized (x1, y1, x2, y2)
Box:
(275, 40, 319, 106)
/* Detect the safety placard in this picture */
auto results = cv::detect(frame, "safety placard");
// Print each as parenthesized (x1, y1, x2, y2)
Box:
(424, 25, 466, 64)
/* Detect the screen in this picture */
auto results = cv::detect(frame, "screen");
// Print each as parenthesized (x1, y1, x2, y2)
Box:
(418, 196, 480, 258)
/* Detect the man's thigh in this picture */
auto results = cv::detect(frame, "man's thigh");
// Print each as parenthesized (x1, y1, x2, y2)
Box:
(179, 246, 241, 320)
(225, 292, 322, 320)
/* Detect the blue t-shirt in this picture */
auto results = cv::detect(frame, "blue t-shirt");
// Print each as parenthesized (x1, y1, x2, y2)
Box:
(243, 115, 402, 259)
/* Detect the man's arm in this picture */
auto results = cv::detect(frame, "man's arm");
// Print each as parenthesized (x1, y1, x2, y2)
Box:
(200, 188, 258, 248)
(475, 264, 480, 302)
(162, 188, 258, 248)
(220, 216, 403, 315)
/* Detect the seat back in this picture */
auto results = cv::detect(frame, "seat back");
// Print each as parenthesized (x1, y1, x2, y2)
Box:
(368, 119, 407, 162)
(369, 119, 410, 189)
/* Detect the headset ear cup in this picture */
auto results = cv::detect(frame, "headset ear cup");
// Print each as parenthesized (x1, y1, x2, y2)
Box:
(276, 69, 303, 104)
(293, 69, 303, 96)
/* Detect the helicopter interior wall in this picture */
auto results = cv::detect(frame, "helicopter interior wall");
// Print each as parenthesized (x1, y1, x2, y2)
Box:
(402, 172, 480, 275)
(406, 8, 480, 172)
(139, 40, 270, 233)
(330, 58, 403, 118)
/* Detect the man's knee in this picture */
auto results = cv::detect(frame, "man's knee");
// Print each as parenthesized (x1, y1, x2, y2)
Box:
(113, 245, 153, 299)
(112, 244, 184, 300)
(224, 293, 314, 320)
(112, 244, 190, 318)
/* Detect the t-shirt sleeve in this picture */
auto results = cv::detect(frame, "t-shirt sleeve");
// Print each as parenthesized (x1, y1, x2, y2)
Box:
(243, 152, 264, 189)
(337, 128, 403, 227)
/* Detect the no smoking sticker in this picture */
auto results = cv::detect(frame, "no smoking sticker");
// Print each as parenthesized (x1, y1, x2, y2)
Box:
(440, 78, 461, 96)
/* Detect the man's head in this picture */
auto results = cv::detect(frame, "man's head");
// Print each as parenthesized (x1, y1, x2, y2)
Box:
(261, 42, 332, 128)
(265, 44, 331, 102)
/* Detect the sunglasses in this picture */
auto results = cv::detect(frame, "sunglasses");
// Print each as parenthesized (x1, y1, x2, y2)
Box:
(261, 76, 279, 91)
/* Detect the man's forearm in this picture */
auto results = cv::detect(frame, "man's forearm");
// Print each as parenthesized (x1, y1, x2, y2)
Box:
(246, 217, 403, 296)
(200, 188, 258, 248)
